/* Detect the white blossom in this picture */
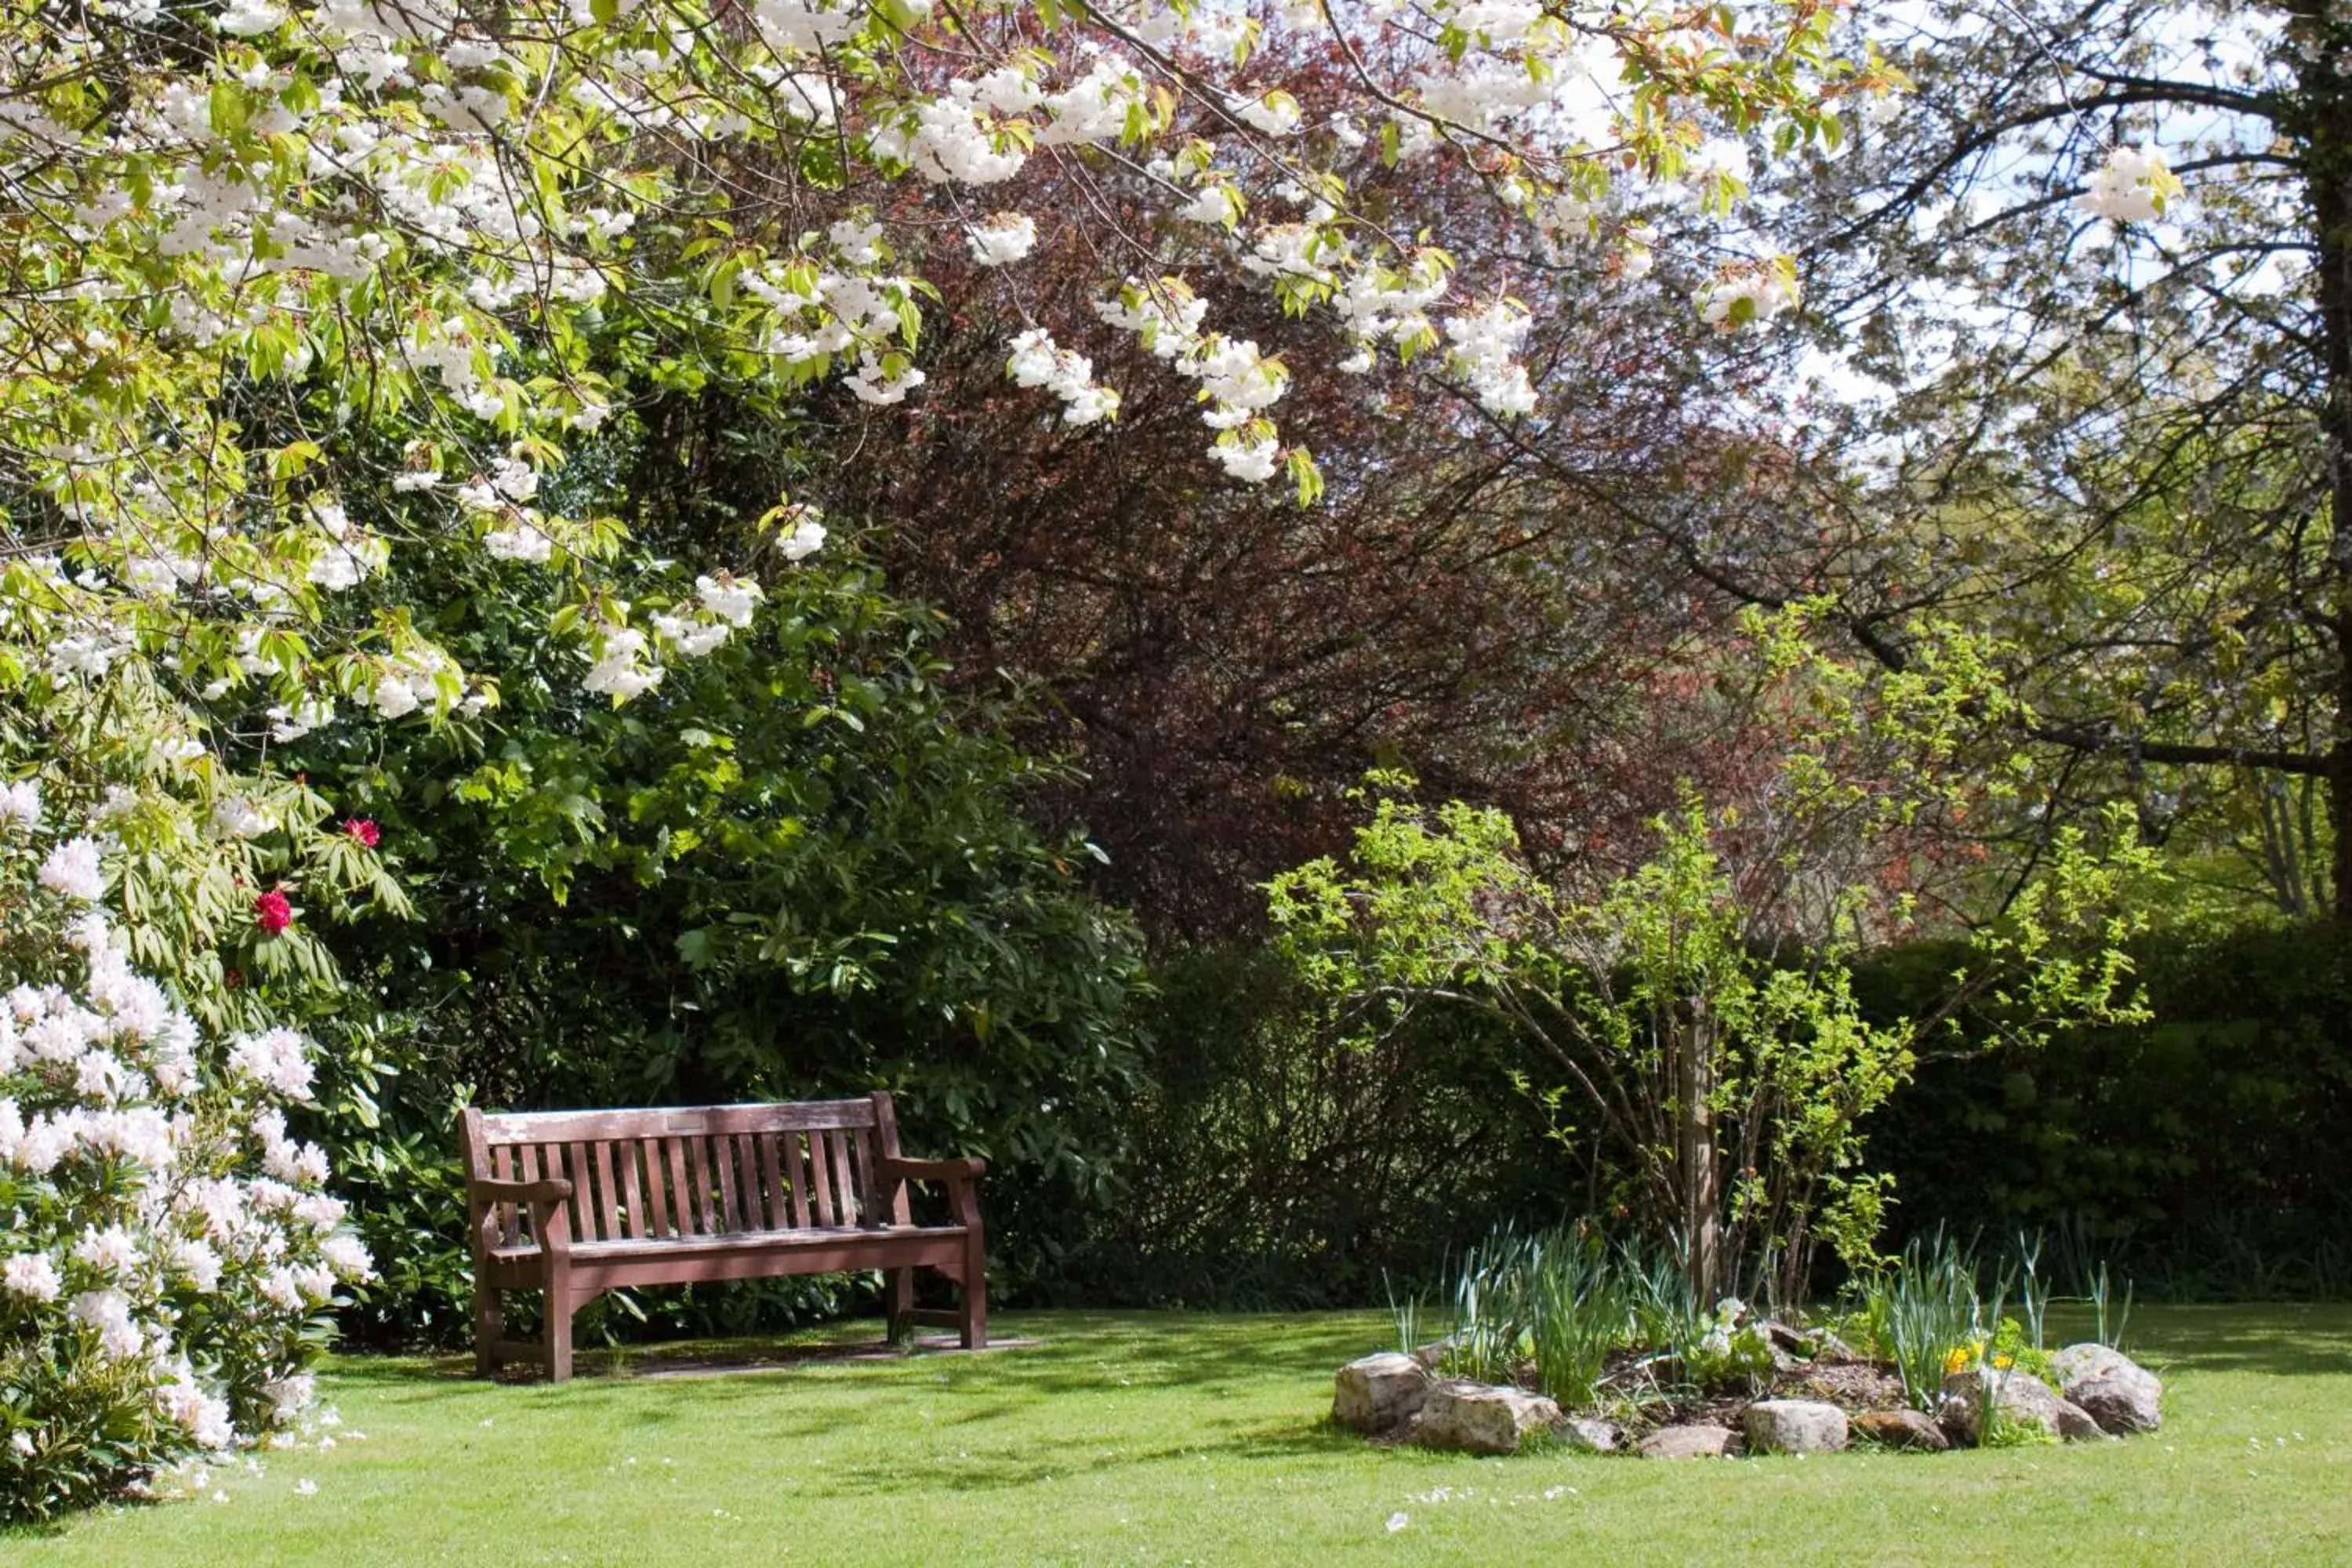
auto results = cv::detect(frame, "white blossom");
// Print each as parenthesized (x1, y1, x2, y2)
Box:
(0, 780, 39, 833)
(965, 213, 1038, 267)
(2, 1251, 60, 1302)
(38, 837, 106, 903)
(2076, 144, 2181, 225)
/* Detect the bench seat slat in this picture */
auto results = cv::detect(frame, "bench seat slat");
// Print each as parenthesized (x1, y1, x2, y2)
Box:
(490, 1223, 964, 1263)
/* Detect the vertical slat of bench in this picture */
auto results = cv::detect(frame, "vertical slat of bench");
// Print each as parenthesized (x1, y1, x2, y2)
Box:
(681, 1138, 711, 1235)
(640, 1138, 673, 1238)
(699, 1138, 725, 1232)
(712, 1134, 742, 1233)
(490, 1143, 517, 1244)
(827, 1130, 859, 1226)
(806, 1130, 837, 1226)
(732, 1135, 768, 1230)
(843, 1128, 873, 1227)
(615, 1139, 646, 1238)
(515, 1145, 543, 1242)
(662, 1137, 695, 1237)
(756, 1134, 786, 1231)
(781, 1131, 811, 1228)
(565, 1141, 595, 1240)
(746, 1134, 770, 1228)
(592, 1142, 622, 1240)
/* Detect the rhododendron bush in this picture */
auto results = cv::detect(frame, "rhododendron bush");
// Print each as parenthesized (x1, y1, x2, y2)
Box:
(0, 800, 374, 1520)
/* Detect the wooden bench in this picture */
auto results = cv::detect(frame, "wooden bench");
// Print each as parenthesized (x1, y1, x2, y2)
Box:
(460, 1093, 985, 1381)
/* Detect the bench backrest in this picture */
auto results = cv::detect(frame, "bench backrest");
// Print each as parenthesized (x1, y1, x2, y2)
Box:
(462, 1095, 911, 1246)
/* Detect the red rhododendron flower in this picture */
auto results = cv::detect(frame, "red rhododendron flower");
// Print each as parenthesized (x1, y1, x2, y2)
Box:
(253, 888, 292, 937)
(343, 817, 381, 848)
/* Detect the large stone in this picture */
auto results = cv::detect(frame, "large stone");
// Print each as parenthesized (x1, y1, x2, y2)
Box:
(1333, 1352, 1432, 1435)
(1559, 1416, 1622, 1454)
(2049, 1344, 2163, 1435)
(1743, 1399, 1849, 1455)
(1639, 1423, 1740, 1460)
(1853, 1409, 1951, 1452)
(1412, 1381, 1564, 1455)
(1937, 1369, 2109, 1446)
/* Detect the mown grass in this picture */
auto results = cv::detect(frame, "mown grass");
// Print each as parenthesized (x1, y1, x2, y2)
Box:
(9, 1304, 2352, 1566)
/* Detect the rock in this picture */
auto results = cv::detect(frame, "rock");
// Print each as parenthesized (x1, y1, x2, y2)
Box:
(1412, 1381, 1564, 1455)
(1938, 1368, 2110, 1446)
(1558, 1416, 1622, 1454)
(1639, 1423, 1740, 1460)
(2054, 1397, 2109, 1442)
(1333, 1352, 1432, 1435)
(1743, 1399, 1849, 1455)
(1853, 1409, 1951, 1452)
(2048, 1344, 2163, 1435)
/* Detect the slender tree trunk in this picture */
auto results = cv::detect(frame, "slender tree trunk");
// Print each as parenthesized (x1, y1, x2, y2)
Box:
(1678, 1001, 1722, 1305)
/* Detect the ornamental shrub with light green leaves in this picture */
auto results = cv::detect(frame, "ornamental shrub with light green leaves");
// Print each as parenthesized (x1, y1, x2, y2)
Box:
(1269, 776, 2157, 1308)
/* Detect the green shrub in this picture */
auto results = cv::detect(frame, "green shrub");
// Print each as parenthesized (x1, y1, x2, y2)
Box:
(267, 555, 1149, 1343)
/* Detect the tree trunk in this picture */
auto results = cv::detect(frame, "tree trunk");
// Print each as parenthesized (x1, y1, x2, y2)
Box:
(1678, 1000, 1722, 1305)
(2296, 4, 2352, 917)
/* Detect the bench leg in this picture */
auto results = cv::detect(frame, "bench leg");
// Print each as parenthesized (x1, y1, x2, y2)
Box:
(960, 1231, 988, 1351)
(885, 1268, 915, 1345)
(475, 1283, 503, 1377)
(545, 1277, 575, 1384)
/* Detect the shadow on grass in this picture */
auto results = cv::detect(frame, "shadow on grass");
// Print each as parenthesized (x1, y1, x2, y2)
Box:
(334, 1310, 1377, 1391)
(2122, 1303, 2352, 1378)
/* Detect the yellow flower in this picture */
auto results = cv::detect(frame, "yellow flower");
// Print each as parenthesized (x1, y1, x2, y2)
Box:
(1944, 1346, 1969, 1375)
(1991, 1354, 2014, 1371)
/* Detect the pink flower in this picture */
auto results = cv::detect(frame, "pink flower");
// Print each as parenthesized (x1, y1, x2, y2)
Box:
(253, 888, 292, 938)
(342, 818, 380, 848)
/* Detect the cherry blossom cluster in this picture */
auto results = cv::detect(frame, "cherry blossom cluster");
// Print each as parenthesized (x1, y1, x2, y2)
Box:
(0, 0, 1861, 760)
(2, 793, 374, 1515)
(2075, 145, 2184, 226)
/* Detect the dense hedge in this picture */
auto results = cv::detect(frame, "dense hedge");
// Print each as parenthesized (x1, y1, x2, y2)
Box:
(1860, 920, 2352, 1297)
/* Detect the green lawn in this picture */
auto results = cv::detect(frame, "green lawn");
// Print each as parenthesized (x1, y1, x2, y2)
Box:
(9, 1305, 2351, 1565)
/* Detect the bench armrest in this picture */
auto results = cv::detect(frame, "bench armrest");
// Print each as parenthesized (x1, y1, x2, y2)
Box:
(873, 1154, 984, 1229)
(467, 1177, 575, 1260)
(876, 1156, 986, 1184)
(469, 1177, 575, 1204)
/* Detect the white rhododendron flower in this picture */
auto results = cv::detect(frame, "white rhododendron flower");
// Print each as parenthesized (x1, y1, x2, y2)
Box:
(0, 781, 38, 832)
(37, 837, 104, 903)
(2, 834, 372, 1498)
(211, 797, 270, 840)
(3, 1251, 61, 1301)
